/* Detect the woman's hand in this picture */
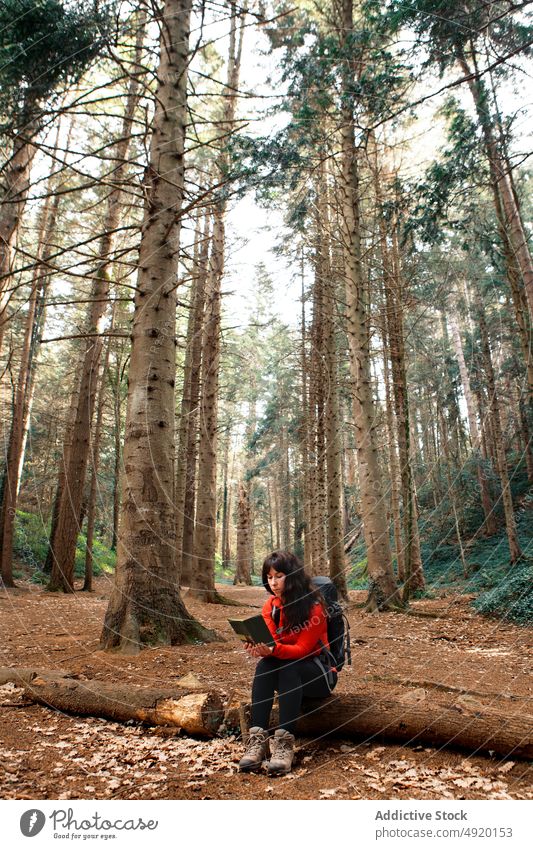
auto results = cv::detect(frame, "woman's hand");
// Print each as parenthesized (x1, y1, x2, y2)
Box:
(244, 642, 273, 658)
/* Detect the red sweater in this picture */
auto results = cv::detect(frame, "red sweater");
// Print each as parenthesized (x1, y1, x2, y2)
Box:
(262, 595, 329, 660)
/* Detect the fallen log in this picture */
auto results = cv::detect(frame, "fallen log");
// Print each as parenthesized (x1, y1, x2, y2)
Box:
(18, 670, 532, 758)
(241, 691, 533, 760)
(24, 677, 223, 737)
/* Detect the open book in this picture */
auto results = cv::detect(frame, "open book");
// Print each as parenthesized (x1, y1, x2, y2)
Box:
(228, 614, 275, 647)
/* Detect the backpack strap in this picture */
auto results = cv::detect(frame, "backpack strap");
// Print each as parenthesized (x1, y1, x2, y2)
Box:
(271, 600, 283, 634)
(313, 654, 337, 693)
(343, 613, 352, 666)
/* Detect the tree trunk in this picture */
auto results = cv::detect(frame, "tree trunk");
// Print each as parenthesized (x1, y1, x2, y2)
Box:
(449, 313, 497, 534)
(308, 262, 327, 574)
(337, 0, 400, 610)
(376, 160, 424, 599)
(83, 325, 114, 592)
(176, 209, 210, 583)
(111, 349, 124, 551)
(298, 257, 313, 573)
(43, 368, 82, 574)
(25, 677, 223, 737)
(0, 184, 57, 585)
(477, 297, 522, 562)
(439, 408, 469, 576)
(189, 6, 246, 602)
(180, 215, 211, 586)
(383, 348, 405, 581)
(0, 128, 38, 353)
(234, 481, 252, 584)
(0, 280, 41, 586)
(458, 48, 533, 324)
(48, 19, 147, 592)
(518, 392, 533, 483)
(279, 424, 292, 549)
(220, 432, 231, 569)
(316, 168, 347, 598)
(0, 118, 69, 583)
(189, 213, 224, 602)
(101, 0, 215, 651)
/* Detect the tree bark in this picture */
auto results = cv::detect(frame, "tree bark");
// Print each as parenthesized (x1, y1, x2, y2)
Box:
(308, 260, 327, 574)
(316, 166, 347, 598)
(279, 424, 292, 549)
(298, 259, 314, 573)
(189, 214, 224, 602)
(180, 215, 211, 586)
(48, 18, 147, 592)
(111, 347, 124, 551)
(101, 0, 215, 651)
(189, 5, 246, 602)
(449, 313, 497, 534)
(0, 277, 41, 587)
(383, 348, 405, 581)
(83, 324, 114, 592)
(0, 127, 38, 353)
(24, 677, 223, 737)
(234, 481, 252, 584)
(476, 297, 522, 562)
(176, 209, 210, 583)
(337, 0, 400, 611)
(285, 693, 532, 760)
(458, 47, 533, 324)
(221, 432, 232, 570)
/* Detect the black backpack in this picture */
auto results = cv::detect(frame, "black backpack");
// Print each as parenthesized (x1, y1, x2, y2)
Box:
(271, 576, 351, 672)
(312, 576, 351, 672)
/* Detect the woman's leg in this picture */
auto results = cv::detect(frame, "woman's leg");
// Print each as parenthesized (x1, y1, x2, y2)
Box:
(276, 658, 332, 735)
(250, 656, 282, 729)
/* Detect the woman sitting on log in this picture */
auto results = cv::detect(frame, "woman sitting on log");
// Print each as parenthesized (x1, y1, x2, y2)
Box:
(239, 550, 337, 776)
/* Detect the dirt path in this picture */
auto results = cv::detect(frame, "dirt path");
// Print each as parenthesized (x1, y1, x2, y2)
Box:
(0, 578, 531, 800)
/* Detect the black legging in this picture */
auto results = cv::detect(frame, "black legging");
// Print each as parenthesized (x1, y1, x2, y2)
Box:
(251, 655, 336, 735)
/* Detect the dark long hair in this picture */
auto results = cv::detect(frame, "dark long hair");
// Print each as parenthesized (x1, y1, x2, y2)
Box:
(262, 550, 324, 630)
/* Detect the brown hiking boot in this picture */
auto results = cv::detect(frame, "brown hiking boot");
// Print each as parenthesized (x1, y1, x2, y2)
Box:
(238, 726, 269, 772)
(267, 728, 295, 775)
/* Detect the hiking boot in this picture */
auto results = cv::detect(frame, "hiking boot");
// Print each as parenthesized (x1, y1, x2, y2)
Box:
(267, 728, 295, 776)
(238, 726, 269, 772)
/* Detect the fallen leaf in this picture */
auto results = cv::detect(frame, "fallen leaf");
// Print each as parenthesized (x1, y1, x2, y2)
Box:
(497, 761, 515, 773)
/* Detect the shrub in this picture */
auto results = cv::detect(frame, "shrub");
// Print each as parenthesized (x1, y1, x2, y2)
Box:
(13, 510, 115, 578)
(473, 560, 533, 626)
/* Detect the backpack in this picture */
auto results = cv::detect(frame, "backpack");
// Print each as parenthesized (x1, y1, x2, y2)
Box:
(271, 576, 351, 672)
(312, 576, 351, 672)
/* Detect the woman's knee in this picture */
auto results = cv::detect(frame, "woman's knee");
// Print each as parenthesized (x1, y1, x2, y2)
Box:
(277, 662, 301, 689)
(255, 656, 279, 677)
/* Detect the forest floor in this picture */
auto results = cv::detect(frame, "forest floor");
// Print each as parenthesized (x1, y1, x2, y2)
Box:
(0, 576, 532, 801)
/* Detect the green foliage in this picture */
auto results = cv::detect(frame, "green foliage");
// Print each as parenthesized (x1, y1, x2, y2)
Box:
(402, 99, 485, 245)
(14, 510, 49, 568)
(230, 3, 411, 213)
(473, 560, 533, 625)
(345, 538, 370, 589)
(419, 504, 533, 624)
(13, 510, 115, 581)
(386, 0, 533, 76)
(214, 552, 234, 584)
(0, 0, 117, 131)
